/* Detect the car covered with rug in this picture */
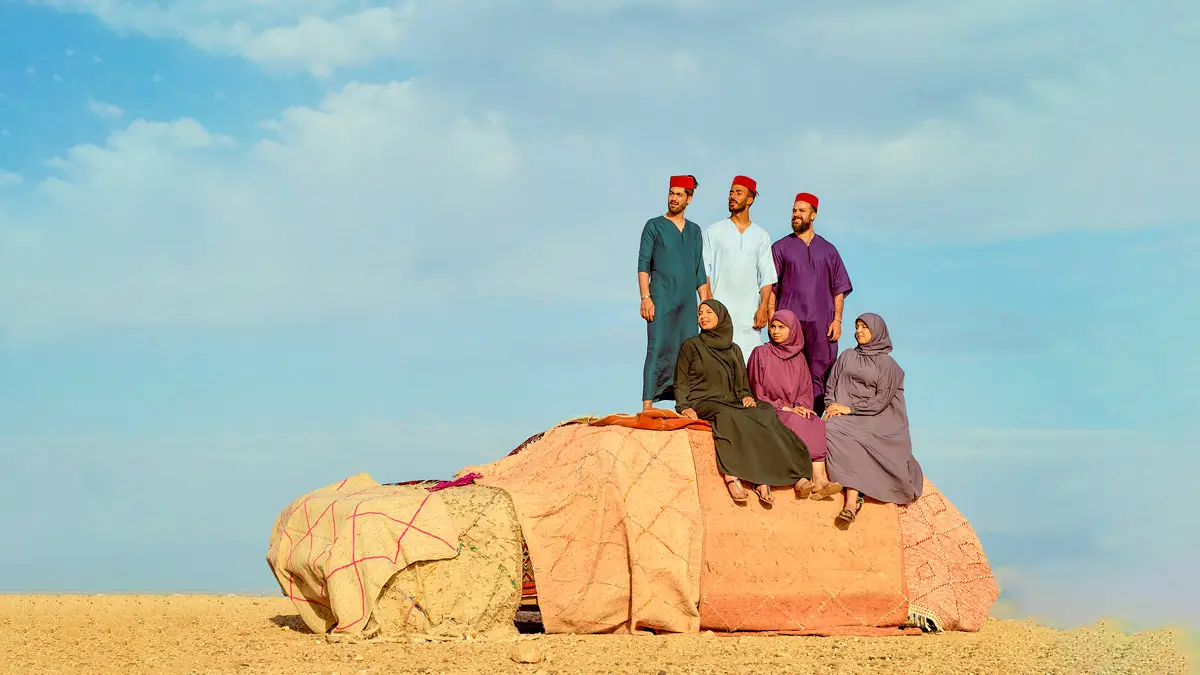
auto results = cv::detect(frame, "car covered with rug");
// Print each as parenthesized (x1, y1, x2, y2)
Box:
(265, 410, 998, 640)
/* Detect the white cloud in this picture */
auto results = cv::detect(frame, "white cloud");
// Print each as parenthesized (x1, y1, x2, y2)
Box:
(25, 66, 35, 74)
(65, 48, 75, 57)
(87, 99, 125, 120)
(152, 73, 163, 83)
(0, 81, 538, 336)
(52, 73, 64, 83)
(4, 2, 1199, 334)
(0, 171, 22, 188)
(40, 0, 411, 77)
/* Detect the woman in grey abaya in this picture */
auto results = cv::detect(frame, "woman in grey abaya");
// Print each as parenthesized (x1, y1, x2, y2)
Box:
(675, 299, 814, 504)
(823, 313, 924, 525)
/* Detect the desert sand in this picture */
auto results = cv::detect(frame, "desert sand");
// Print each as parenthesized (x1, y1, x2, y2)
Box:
(0, 595, 1191, 675)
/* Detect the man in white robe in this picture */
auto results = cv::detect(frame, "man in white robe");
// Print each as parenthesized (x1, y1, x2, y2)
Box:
(702, 175, 777, 362)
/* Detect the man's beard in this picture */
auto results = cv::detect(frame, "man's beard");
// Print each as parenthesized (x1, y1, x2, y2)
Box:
(668, 203, 685, 214)
(792, 220, 812, 234)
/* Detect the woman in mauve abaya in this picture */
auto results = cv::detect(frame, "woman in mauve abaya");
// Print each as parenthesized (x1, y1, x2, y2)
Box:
(823, 313, 924, 526)
(747, 310, 843, 500)
(675, 299, 814, 504)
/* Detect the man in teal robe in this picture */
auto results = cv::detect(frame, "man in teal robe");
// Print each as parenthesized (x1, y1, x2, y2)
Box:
(638, 175, 712, 410)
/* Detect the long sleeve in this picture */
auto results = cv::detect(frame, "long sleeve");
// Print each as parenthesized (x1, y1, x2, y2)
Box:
(746, 348, 770, 402)
(701, 227, 714, 281)
(732, 345, 753, 399)
(757, 232, 778, 288)
(747, 347, 788, 408)
(695, 228, 708, 289)
(637, 220, 655, 274)
(795, 361, 815, 409)
(673, 342, 695, 412)
(771, 241, 784, 297)
(824, 353, 845, 409)
(851, 359, 904, 416)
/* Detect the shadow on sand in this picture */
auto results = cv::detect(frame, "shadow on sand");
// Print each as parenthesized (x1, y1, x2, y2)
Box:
(270, 614, 313, 633)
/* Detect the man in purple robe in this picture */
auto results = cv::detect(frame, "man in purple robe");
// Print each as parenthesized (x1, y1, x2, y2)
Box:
(769, 192, 852, 416)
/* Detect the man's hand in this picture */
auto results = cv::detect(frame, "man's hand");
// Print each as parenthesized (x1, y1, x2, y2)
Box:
(681, 408, 698, 420)
(827, 318, 842, 341)
(822, 402, 852, 419)
(742, 396, 757, 408)
(640, 297, 655, 322)
(753, 305, 769, 330)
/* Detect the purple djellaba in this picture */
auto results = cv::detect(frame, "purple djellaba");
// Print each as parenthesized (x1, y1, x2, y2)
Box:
(770, 192, 852, 416)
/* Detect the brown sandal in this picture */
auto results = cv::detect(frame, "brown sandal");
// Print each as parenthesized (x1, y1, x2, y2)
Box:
(725, 477, 749, 503)
(755, 484, 773, 504)
(835, 494, 865, 525)
(811, 482, 843, 500)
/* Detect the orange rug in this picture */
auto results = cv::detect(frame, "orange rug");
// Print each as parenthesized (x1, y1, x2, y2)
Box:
(686, 429, 910, 634)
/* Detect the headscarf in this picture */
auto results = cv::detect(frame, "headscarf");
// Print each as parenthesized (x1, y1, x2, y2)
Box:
(697, 298, 744, 378)
(854, 313, 893, 357)
(747, 309, 813, 408)
(765, 309, 805, 360)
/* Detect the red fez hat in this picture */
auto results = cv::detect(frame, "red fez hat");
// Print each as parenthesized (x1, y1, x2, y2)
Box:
(669, 175, 697, 190)
(794, 192, 819, 209)
(731, 175, 757, 194)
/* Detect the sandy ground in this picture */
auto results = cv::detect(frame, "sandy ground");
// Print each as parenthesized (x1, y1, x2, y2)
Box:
(0, 595, 1192, 675)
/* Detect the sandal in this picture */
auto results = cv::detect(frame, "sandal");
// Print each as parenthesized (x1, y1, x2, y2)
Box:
(811, 481, 843, 500)
(835, 494, 865, 525)
(725, 477, 749, 503)
(755, 484, 773, 504)
(794, 478, 814, 499)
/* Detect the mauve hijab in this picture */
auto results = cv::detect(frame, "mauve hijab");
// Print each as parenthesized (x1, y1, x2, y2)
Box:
(765, 310, 805, 359)
(747, 309, 815, 409)
(855, 313, 893, 357)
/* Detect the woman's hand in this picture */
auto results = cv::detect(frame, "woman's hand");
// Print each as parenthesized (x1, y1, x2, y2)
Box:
(681, 408, 699, 420)
(822, 403, 852, 419)
(742, 396, 757, 408)
(792, 405, 815, 419)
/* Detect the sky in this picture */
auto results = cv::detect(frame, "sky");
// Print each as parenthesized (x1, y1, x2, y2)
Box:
(1, 0, 1197, 631)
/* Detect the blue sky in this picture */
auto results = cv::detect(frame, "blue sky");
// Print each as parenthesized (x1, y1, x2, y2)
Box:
(1, 1, 1197, 631)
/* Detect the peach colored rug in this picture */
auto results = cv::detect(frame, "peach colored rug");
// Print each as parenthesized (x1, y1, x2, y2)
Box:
(461, 411, 997, 636)
(686, 429, 911, 634)
(460, 420, 704, 634)
(897, 478, 999, 631)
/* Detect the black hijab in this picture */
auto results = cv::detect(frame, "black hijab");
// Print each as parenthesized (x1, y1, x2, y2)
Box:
(697, 298, 744, 382)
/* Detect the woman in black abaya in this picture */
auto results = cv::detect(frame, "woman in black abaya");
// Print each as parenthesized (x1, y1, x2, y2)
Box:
(674, 299, 814, 504)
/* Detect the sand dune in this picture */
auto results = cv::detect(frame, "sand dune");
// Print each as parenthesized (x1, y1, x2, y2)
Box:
(0, 595, 1190, 674)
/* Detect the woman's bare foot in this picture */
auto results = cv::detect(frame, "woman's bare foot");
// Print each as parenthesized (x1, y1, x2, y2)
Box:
(794, 478, 815, 499)
(725, 476, 749, 503)
(755, 484, 773, 504)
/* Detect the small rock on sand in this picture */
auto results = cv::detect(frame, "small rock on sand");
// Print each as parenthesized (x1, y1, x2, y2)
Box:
(511, 641, 543, 664)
